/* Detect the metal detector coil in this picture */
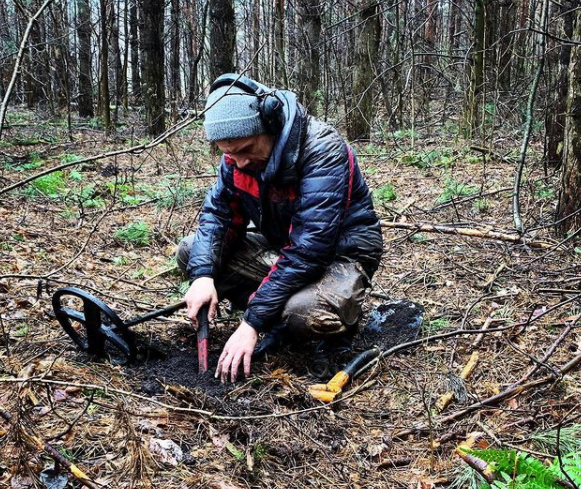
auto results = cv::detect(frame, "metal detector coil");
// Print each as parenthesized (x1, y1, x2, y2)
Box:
(52, 287, 193, 364)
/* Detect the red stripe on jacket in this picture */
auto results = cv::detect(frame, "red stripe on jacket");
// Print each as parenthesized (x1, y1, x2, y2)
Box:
(345, 145, 355, 213)
(248, 225, 294, 304)
(233, 168, 259, 198)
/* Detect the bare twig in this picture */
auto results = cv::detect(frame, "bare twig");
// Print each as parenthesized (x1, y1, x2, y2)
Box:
(0, 406, 102, 489)
(513, 0, 548, 232)
(0, 0, 55, 140)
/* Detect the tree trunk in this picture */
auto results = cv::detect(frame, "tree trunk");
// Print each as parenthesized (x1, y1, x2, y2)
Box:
(465, 0, 484, 136)
(140, 0, 165, 135)
(99, 0, 111, 133)
(425, 0, 437, 48)
(170, 0, 181, 121)
(49, 3, 68, 109)
(546, 0, 574, 167)
(557, 8, 581, 236)
(296, 0, 321, 114)
(122, 0, 129, 110)
(110, 0, 122, 124)
(498, 0, 516, 93)
(346, 1, 381, 141)
(0, 0, 12, 98)
(251, 0, 260, 79)
(274, 0, 286, 85)
(209, 0, 235, 81)
(25, 0, 49, 108)
(129, 0, 140, 103)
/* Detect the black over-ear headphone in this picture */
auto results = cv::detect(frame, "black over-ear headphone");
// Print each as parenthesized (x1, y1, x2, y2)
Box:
(209, 74, 285, 135)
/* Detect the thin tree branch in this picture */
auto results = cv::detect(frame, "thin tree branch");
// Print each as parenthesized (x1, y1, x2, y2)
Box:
(513, 0, 548, 232)
(0, 0, 55, 141)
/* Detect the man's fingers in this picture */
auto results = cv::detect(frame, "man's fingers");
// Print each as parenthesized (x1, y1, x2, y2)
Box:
(219, 351, 232, 384)
(215, 349, 227, 379)
(243, 352, 252, 379)
(187, 302, 201, 325)
(230, 353, 244, 383)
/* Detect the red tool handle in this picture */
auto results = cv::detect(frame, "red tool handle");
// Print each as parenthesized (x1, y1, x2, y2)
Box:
(197, 305, 210, 373)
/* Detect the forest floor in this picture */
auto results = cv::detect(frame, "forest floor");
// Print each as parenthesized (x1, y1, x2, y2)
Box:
(1, 110, 580, 489)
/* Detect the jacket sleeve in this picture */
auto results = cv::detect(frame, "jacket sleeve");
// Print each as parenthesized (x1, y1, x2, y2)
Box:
(186, 158, 248, 281)
(243, 143, 351, 332)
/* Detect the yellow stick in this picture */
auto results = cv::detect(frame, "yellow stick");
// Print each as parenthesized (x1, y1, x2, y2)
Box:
(436, 351, 480, 412)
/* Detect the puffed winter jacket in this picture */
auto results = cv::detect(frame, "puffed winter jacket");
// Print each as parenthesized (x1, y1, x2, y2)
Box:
(187, 90, 383, 332)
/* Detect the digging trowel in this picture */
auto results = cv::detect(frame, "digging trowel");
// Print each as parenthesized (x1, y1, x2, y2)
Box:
(197, 305, 210, 373)
(309, 298, 424, 402)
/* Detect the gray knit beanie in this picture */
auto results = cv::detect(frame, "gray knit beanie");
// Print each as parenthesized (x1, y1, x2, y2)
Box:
(203, 85, 266, 142)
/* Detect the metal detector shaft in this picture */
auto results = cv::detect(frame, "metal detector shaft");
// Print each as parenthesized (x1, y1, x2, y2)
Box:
(123, 301, 187, 328)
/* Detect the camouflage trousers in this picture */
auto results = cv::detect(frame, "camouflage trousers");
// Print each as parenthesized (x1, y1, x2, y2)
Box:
(176, 233, 369, 338)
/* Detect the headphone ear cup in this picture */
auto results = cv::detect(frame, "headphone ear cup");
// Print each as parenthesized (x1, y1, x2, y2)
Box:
(260, 95, 284, 134)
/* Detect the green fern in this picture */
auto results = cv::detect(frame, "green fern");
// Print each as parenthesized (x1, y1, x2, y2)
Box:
(460, 448, 568, 489)
(549, 452, 581, 486)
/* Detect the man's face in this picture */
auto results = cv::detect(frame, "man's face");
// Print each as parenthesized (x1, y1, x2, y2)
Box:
(216, 134, 275, 171)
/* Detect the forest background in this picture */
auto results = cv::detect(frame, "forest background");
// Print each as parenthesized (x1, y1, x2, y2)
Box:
(1, 1, 581, 488)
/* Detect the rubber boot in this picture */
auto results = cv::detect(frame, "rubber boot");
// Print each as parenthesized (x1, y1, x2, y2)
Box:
(310, 331, 355, 380)
(253, 323, 290, 358)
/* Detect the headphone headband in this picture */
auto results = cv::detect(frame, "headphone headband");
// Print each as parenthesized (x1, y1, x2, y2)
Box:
(209, 74, 264, 96)
(208, 73, 284, 135)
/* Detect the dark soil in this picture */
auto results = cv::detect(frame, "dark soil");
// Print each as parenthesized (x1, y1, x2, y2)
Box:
(355, 298, 425, 351)
(128, 345, 232, 397)
(94, 297, 426, 398)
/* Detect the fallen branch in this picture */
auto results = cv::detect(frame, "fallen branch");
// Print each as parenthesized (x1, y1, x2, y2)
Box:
(436, 351, 479, 412)
(380, 221, 553, 249)
(393, 349, 581, 439)
(0, 407, 101, 489)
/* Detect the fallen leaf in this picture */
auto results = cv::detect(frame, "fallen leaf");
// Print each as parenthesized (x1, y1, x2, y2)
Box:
(367, 443, 388, 458)
(148, 438, 183, 467)
(211, 431, 230, 450)
(53, 390, 68, 402)
(39, 468, 68, 489)
(10, 474, 34, 488)
(507, 398, 518, 409)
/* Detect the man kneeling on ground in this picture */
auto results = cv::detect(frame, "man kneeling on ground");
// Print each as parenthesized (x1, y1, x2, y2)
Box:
(177, 74, 383, 383)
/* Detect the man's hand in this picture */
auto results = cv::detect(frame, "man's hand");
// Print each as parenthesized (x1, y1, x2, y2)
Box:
(215, 321, 258, 383)
(184, 277, 218, 328)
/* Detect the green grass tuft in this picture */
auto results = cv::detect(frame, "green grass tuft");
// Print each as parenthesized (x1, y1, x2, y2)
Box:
(373, 184, 397, 204)
(114, 221, 152, 246)
(437, 179, 478, 204)
(28, 171, 66, 198)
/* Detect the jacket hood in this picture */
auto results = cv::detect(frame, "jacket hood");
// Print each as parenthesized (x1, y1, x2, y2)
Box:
(262, 90, 306, 185)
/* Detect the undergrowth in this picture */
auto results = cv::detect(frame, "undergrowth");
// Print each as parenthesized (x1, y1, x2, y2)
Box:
(456, 447, 581, 489)
(114, 221, 152, 246)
